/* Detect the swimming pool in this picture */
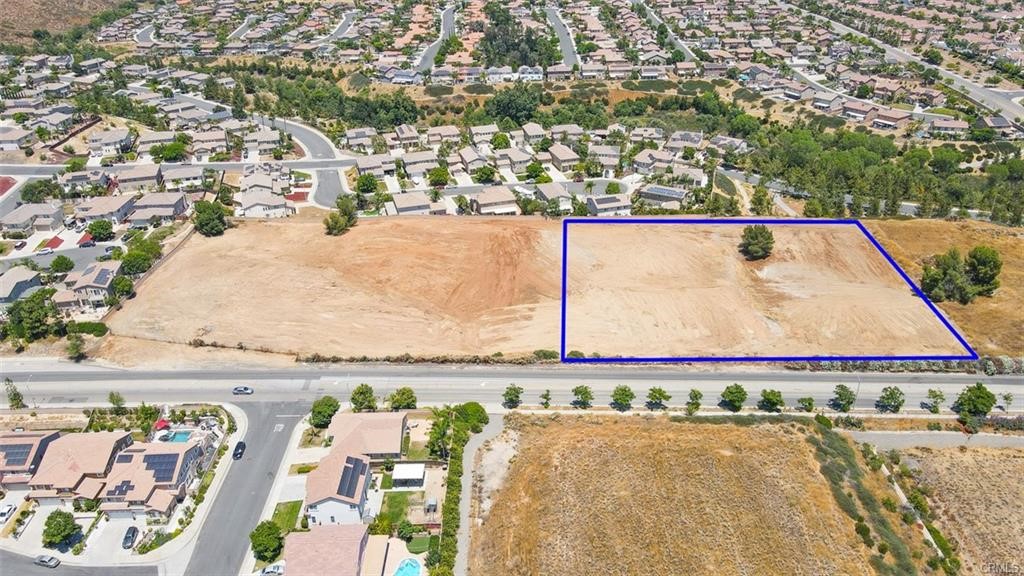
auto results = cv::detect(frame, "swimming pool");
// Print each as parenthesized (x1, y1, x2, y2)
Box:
(393, 558, 422, 576)
(167, 431, 192, 442)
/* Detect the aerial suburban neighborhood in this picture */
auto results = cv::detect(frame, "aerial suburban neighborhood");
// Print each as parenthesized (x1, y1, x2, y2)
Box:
(0, 0, 1022, 575)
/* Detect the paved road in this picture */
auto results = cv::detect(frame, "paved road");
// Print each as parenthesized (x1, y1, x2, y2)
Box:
(634, 0, 695, 61)
(789, 67, 952, 122)
(544, 8, 579, 68)
(417, 4, 457, 72)
(313, 11, 357, 45)
(779, 0, 1024, 124)
(0, 550, 158, 576)
(134, 25, 154, 44)
(0, 176, 27, 217)
(312, 169, 344, 207)
(227, 16, 259, 41)
(184, 401, 308, 576)
(0, 245, 110, 273)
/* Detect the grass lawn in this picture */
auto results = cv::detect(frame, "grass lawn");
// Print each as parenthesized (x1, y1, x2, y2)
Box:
(382, 491, 410, 526)
(147, 225, 178, 243)
(714, 172, 737, 196)
(272, 500, 303, 534)
(890, 102, 915, 111)
(381, 473, 394, 490)
(0, 242, 10, 256)
(406, 441, 431, 461)
(407, 535, 431, 554)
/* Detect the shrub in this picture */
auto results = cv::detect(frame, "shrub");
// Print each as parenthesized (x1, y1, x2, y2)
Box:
(814, 413, 833, 429)
(249, 520, 283, 562)
(67, 321, 109, 337)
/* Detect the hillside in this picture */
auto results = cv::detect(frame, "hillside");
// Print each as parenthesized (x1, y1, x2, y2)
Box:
(0, 0, 121, 41)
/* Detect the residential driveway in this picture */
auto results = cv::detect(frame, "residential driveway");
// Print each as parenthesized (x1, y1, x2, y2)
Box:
(453, 172, 475, 187)
(383, 175, 402, 194)
(83, 516, 141, 564)
(498, 168, 519, 183)
(545, 165, 569, 182)
(14, 502, 62, 556)
(0, 487, 29, 530)
(279, 475, 307, 503)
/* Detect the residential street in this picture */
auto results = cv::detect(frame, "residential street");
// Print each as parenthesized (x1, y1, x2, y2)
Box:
(544, 8, 580, 68)
(0, 551, 157, 576)
(417, 5, 457, 72)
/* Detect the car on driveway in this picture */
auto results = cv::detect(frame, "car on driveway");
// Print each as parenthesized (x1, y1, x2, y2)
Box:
(233, 441, 246, 460)
(13, 240, 26, 250)
(261, 565, 284, 576)
(232, 386, 254, 395)
(122, 526, 138, 549)
(37, 247, 53, 255)
(34, 555, 61, 568)
(0, 504, 15, 522)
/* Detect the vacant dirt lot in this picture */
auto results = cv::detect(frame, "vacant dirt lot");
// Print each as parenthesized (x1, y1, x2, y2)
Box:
(564, 222, 968, 358)
(106, 217, 563, 358)
(106, 217, 981, 361)
(905, 447, 1024, 573)
(866, 219, 1024, 358)
(469, 417, 878, 576)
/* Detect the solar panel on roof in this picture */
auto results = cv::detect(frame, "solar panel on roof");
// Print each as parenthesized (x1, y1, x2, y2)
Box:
(143, 453, 180, 483)
(116, 453, 134, 464)
(95, 268, 112, 286)
(0, 444, 33, 467)
(107, 479, 135, 497)
(337, 456, 366, 499)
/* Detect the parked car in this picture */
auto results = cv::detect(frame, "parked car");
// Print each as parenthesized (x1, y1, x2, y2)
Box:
(122, 526, 138, 549)
(13, 240, 26, 250)
(0, 504, 15, 521)
(34, 555, 61, 568)
(36, 247, 54, 255)
(104, 245, 118, 254)
(232, 386, 254, 395)
(261, 565, 284, 576)
(80, 240, 96, 248)
(232, 441, 246, 460)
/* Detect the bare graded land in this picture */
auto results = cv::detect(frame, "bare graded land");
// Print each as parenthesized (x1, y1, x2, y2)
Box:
(469, 416, 918, 576)
(105, 217, 563, 358)
(866, 219, 1024, 358)
(564, 222, 968, 358)
(905, 447, 1024, 574)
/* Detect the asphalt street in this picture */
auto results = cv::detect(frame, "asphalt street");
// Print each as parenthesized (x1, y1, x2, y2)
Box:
(134, 25, 154, 44)
(545, 8, 580, 68)
(184, 401, 308, 576)
(315, 11, 357, 44)
(227, 16, 259, 41)
(634, 0, 696, 60)
(0, 551, 157, 576)
(417, 5, 457, 72)
(0, 245, 110, 273)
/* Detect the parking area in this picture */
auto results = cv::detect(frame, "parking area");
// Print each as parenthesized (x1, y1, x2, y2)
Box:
(82, 516, 143, 564)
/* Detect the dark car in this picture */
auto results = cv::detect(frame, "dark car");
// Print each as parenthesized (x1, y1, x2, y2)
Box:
(80, 240, 96, 248)
(33, 555, 61, 568)
(122, 526, 138, 549)
(232, 441, 246, 460)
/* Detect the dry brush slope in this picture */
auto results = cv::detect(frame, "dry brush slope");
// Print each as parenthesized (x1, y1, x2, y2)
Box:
(470, 417, 878, 576)
(906, 447, 1024, 574)
(0, 0, 120, 41)
(865, 219, 1024, 358)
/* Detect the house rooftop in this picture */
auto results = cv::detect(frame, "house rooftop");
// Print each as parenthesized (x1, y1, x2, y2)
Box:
(283, 524, 367, 576)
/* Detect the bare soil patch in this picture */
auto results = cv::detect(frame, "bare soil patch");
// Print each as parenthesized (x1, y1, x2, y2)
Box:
(905, 447, 1024, 573)
(564, 222, 967, 358)
(469, 416, 878, 576)
(865, 219, 1024, 358)
(105, 217, 563, 358)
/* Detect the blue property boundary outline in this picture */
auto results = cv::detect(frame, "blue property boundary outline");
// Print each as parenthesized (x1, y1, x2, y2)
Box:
(559, 218, 978, 363)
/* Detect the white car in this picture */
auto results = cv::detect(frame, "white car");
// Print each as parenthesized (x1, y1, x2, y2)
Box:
(232, 386, 255, 395)
(261, 565, 284, 576)
(0, 504, 15, 521)
(36, 247, 54, 255)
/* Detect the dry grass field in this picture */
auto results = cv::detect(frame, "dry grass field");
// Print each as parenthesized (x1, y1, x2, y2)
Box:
(0, 0, 120, 41)
(564, 222, 968, 358)
(866, 219, 1024, 358)
(905, 447, 1024, 574)
(469, 416, 921, 576)
(105, 217, 987, 361)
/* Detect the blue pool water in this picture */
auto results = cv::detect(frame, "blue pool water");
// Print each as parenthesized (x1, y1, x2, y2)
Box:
(167, 431, 192, 442)
(393, 558, 422, 576)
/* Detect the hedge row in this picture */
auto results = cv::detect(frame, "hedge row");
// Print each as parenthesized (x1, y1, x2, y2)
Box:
(67, 321, 109, 336)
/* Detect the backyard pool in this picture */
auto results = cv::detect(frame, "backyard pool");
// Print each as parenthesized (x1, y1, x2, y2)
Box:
(166, 431, 192, 442)
(393, 558, 422, 576)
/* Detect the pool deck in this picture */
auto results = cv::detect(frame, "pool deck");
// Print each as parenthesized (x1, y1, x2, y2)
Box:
(362, 535, 425, 576)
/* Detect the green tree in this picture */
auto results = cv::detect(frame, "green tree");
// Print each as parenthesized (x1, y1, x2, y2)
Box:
(605, 182, 621, 195)
(758, 389, 784, 412)
(797, 397, 814, 412)
(921, 248, 972, 304)
(1001, 393, 1013, 412)
(66, 333, 85, 361)
(397, 519, 416, 541)
(324, 195, 358, 235)
(954, 383, 996, 418)
(323, 211, 349, 235)
(525, 161, 545, 180)
(502, 384, 524, 408)
(751, 184, 772, 215)
(356, 173, 379, 197)
(108, 391, 125, 414)
(427, 166, 450, 187)
(7, 288, 61, 341)
(5, 378, 26, 410)
(193, 201, 227, 237)
(484, 83, 540, 125)
(310, 396, 341, 428)
(121, 251, 153, 275)
(388, 387, 417, 410)
(112, 275, 134, 298)
(739, 224, 774, 260)
(473, 165, 497, 184)
(610, 385, 635, 411)
(926, 389, 945, 414)
(572, 385, 593, 408)
(350, 384, 377, 412)
(721, 384, 747, 412)
(685, 389, 702, 416)
(877, 386, 905, 413)
(646, 387, 671, 409)
(249, 520, 283, 562)
(539, 389, 551, 408)
(490, 133, 511, 149)
(87, 219, 115, 241)
(42, 509, 80, 547)
(965, 246, 1002, 296)
(832, 384, 857, 412)
(231, 85, 247, 119)
(49, 255, 74, 273)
